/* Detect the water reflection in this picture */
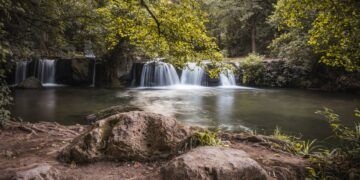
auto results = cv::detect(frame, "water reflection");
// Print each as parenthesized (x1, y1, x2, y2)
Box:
(11, 87, 359, 140)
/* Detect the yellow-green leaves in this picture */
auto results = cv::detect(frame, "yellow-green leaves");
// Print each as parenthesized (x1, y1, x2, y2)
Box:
(271, 0, 360, 71)
(98, 0, 223, 67)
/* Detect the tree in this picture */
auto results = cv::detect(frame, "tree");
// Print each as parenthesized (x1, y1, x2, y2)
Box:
(205, 0, 275, 56)
(271, 0, 360, 71)
(98, 0, 223, 67)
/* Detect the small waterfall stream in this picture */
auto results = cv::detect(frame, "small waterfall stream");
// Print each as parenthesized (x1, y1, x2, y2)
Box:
(219, 69, 237, 86)
(180, 63, 204, 86)
(14, 61, 30, 84)
(37, 59, 56, 84)
(140, 61, 180, 87)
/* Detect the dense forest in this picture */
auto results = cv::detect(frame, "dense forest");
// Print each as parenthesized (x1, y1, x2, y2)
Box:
(0, 0, 359, 179)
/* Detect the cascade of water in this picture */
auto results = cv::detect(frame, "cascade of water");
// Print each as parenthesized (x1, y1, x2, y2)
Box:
(15, 61, 30, 84)
(180, 63, 204, 85)
(219, 69, 237, 86)
(140, 61, 180, 87)
(37, 59, 56, 84)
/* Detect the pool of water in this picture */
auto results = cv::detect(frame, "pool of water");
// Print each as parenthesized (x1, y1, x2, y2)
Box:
(11, 86, 359, 140)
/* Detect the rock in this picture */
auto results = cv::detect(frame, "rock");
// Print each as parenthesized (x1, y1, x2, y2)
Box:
(17, 77, 42, 89)
(160, 146, 268, 180)
(59, 111, 191, 163)
(85, 105, 142, 123)
(71, 58, 92, 84)
(12, 163, 61, 180)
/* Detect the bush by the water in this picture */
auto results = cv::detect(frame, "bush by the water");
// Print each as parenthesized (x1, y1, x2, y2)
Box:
(271, 108, 360, 179)
(307, 108, 360, 179)
(240, 53, 265, 85)
(240, 53, 310, 88)
(239, 54, 359, 91)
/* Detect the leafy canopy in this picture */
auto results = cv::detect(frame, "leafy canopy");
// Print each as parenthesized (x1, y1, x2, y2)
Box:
(98, 0, 223, 67)
(272, 0, 360, 71)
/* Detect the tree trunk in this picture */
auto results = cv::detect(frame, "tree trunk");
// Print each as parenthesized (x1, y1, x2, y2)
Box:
(251, 19, 256, 53)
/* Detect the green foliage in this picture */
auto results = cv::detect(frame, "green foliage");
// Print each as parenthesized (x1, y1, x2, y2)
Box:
(308, 108, 360, 179)
(1, 0, 104, 58)
(271, 126, 318, 157)
(0, 79, 11, 127)
(205, 0, 275, 56)
(268, 30, 316, 69)
(190, 130, 222, 147)
(240, 53, 265, 85)
(98, 0, 223, 67)
(271, 0, 360, 71)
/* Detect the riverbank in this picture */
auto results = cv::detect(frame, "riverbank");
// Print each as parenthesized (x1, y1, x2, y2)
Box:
(0, 114, 308, 180)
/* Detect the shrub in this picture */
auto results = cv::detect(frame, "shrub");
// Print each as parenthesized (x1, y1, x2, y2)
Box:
(0, 79, 11, 127)
(308, 108, 360, 179)
(271, 126, 318, 157)
(190, 130, 222, 147)
(240, 53, 265, 85)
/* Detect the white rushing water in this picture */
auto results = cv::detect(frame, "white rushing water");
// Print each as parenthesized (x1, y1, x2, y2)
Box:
(180, 62, 204, 86)
(219, 69, 237, 86)
(140, 61, 180, 87)
(37, 59, 56, 84)
(14, 61, 30, 84)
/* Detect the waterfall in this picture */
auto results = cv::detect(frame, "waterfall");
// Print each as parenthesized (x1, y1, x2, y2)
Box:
(180, 63, 204, 86)
(140, 61, 180, 87)
(219, 69, 236, 86)
(37, 59, 56, 84)
(14, 61, 30, 84)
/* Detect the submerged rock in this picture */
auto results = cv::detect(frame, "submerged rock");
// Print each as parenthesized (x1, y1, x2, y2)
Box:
(160, 146, 268, 180)
(12, 163, 61, 180)
(85, 105, 142, 123)
(17, 77, 42, 89)
(59, 111, 191, 163)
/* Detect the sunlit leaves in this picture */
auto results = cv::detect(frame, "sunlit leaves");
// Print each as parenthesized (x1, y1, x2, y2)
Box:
(271, 0, 360, 71)
(98, 0, 223, 68)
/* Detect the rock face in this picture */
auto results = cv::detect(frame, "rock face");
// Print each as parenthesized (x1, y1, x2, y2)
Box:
(59, 111, 191, 163)
(12, 163, 61, 180)
(17, 77, 42, 88)
(71, 58, 93, 84)
(161, 146, 268, 180)
(85, 105, 142, 123)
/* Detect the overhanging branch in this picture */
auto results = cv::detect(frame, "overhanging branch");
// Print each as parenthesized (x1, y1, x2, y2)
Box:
(140, 0, 161, 35)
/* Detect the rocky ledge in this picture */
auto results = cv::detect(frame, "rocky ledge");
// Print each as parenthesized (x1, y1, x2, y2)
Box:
(0, 110, 308, 180)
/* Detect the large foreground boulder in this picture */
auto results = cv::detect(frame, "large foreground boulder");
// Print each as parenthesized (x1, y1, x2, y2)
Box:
(17, 77, 42, 89)
(160, 146, 268, 180)
(59, 111, 191, 163)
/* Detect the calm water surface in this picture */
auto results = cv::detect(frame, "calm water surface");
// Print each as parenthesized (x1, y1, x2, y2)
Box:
(11, 87, 359, 140)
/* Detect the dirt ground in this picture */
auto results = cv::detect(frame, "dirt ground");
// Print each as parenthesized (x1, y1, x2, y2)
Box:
(0, 121, 308, 180)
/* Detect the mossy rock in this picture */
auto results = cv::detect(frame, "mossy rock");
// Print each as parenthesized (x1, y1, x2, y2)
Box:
(60, 111, 191, 163)
(86, 105, 142, 123)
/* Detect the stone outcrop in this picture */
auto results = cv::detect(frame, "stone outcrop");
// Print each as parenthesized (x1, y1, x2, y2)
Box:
(85, 105, 142, 123)
(160, 146, 268, 180)
(59, 111, 191, 163)
(11, 163, 61, 180)
(17, 77, 42, 89)
(71, 58, 93, 84)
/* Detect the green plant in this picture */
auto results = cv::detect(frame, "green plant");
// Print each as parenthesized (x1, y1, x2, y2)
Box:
(240, 53, 265, 85)
(271, 126, 318, 157)
(308, 108, 360, 179)
(189, 130, 222, 148)
(0, 79, 11, 128)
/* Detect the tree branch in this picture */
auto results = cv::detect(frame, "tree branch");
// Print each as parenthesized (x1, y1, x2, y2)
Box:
(140, 0, 161, 35)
